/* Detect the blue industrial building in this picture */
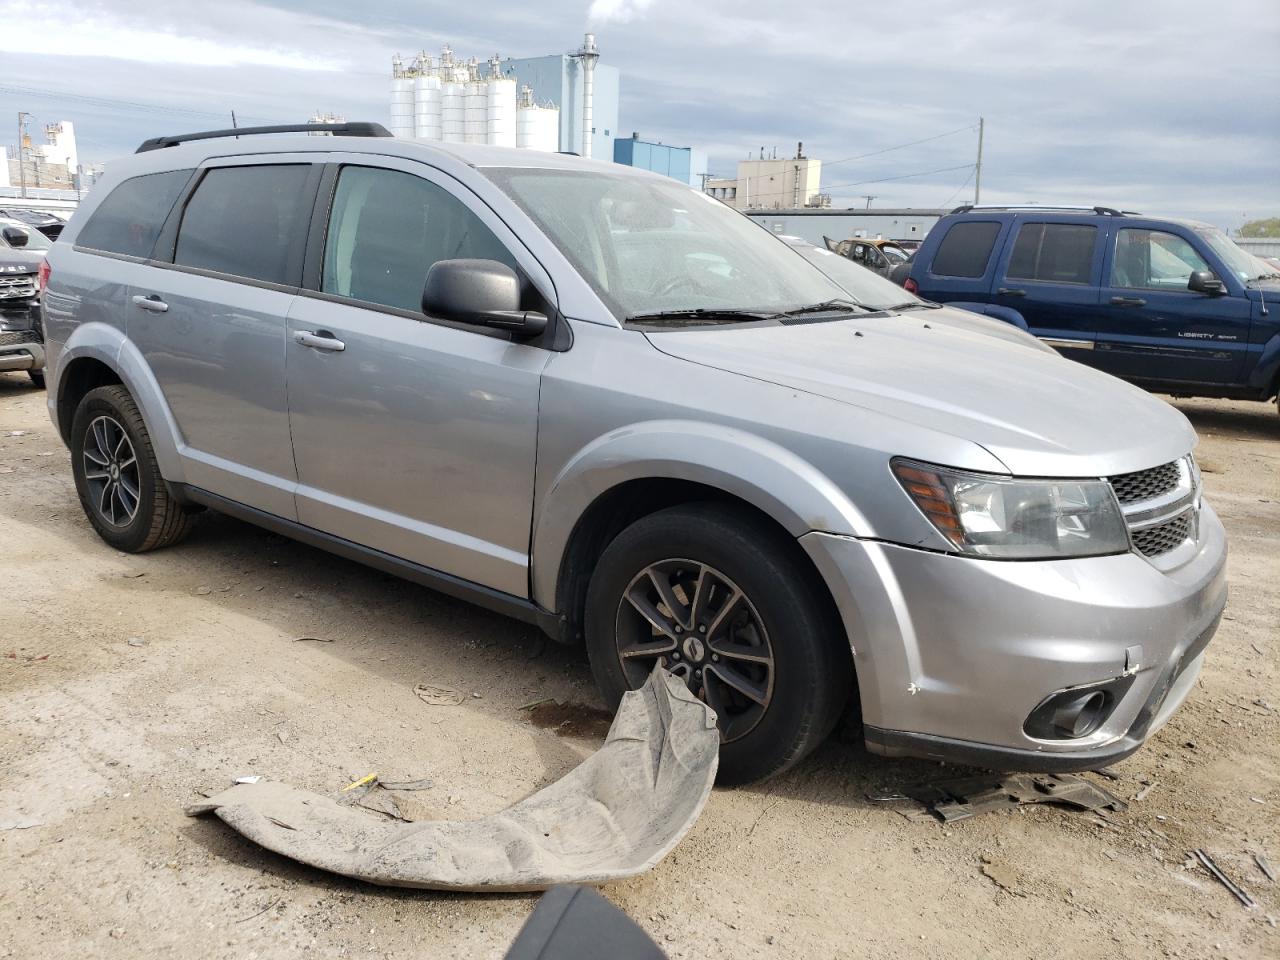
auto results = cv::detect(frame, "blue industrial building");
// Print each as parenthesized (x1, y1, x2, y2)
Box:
(501, 54, 620, 159)
(613, 135, 708, 188)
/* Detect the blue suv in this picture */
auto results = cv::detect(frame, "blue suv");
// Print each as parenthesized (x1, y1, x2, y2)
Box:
(902, 206, 1280, 414)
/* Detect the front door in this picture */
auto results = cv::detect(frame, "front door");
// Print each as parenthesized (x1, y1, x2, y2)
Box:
(285, 160, 553, 597)
(1093, 226, 1251, 384)
(129, 160, 319, 518)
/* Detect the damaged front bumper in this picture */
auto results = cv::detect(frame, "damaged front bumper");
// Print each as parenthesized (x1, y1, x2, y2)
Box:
(801, 501, 1228, 771)
(188, 667, 718, 891)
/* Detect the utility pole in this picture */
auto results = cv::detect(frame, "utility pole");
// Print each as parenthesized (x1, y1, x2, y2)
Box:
(16, 111, 31, 199)
(974, 116, 984, 205)
(860, 194, 877, 209)
(697, 172, 714, 192)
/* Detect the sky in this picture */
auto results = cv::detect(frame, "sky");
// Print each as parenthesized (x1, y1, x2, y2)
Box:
(1, 0, 1277, 230)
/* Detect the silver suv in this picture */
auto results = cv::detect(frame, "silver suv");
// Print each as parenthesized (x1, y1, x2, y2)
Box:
(42, 124, 1227, 783)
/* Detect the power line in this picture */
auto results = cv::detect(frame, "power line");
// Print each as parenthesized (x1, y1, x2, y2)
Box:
(823, 162, 976, 194)
(940, 166, 977, 208)
(0, 83, 279, 126)
(822, 123, 979, 170)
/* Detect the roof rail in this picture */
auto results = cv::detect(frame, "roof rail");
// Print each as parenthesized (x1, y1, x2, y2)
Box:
(948, 203, 1141, 216)
(136, 122, 393, 153)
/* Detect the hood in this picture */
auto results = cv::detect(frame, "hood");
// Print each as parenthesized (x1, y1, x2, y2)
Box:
(646, 317, 1197, 477)
(922, 304, 1054, 353)
(0, 248, 45, 271)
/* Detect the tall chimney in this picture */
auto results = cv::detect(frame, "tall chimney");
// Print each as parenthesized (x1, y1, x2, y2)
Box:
(573, 33, 600, 158)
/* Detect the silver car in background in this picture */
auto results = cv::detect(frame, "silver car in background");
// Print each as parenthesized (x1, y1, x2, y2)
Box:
(41, 124, 1226, 783)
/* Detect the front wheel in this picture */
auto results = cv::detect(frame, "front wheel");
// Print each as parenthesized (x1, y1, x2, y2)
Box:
(28, 369, 45, 389)
(70, 384, 193, 552)
(585, 504, 851, 784)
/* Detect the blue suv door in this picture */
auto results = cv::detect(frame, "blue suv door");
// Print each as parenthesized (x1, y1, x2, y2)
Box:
(1092, 223, 1252, 384)
(989, 218, 1104, 355)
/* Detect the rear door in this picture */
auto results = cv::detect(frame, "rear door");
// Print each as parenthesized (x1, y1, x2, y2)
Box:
(284, 157, 553, 597)
(1093, 225, 1252, 384)
(991, 219, 1102, 355)
(130, 157, 322, 518)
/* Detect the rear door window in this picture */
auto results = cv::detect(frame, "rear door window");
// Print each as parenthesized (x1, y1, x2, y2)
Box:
(75, 169, 192, 259)
(321, 165, 517, 313)
(930, 220, 1001, 278)
(173, 164, 313, 286)
(1007, 223, 1097, 284)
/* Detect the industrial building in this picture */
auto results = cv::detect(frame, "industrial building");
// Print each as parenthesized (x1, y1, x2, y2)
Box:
(705, 146, 826, 211)
(388, 35, 618, 158)
(3, 120, 80, 191)
(613, 134, 706, 188)
(744, 207, 947, 246)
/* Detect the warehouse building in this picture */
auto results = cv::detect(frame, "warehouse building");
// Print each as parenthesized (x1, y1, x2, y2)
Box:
(612, 133, 707, 188)
(744, 208, 947, 246)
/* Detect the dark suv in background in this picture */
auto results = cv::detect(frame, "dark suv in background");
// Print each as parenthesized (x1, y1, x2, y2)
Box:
(900, 206, 1280, 414)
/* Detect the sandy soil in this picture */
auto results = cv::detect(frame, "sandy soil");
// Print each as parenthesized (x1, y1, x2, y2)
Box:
(1, 372, 1276, 959)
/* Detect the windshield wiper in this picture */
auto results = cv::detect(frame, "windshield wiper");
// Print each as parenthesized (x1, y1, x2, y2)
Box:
(881, 301, 941, 312)
(778, 298, 877, 316)
(626, 307, 776, 325)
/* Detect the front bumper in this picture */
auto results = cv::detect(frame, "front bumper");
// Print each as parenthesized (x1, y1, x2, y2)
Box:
(0, 306, 45, 372)
(801, 501, 1227, 769)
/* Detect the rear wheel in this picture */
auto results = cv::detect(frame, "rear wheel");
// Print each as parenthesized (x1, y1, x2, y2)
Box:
(70, 384, 193, 552)
(585, 503, 851, 784)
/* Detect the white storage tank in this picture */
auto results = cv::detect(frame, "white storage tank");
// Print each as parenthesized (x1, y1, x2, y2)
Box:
(441, 78, 465, 143)
(464, 75, 487, 144)
(486, 76, 517, 148)
(389, 55, 415, 138)
(413, 71, 442, 140)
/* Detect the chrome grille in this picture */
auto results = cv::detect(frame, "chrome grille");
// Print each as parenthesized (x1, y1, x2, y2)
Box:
(1131, 513, 1193, 557)
(0, 330, 38, 348)
(0, 275, 36, 299)
(1108, 461, 1181, 504)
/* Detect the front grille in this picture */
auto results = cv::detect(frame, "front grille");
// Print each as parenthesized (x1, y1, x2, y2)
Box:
(0, 275, 36, 300)
(1108, 461, 1181, 504)
(1131, 512, 1193, 557)
(0, 330, 37, 348)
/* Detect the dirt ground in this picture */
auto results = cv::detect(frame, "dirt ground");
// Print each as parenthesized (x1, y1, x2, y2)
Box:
(1, 371, 1276, 959)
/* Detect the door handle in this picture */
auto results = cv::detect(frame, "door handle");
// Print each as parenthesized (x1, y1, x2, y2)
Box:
(293, 330, 345, 352)
(1110, 296, 1147, 307)
(131, 294, 169, 313)
(996, 287, 1026, 297)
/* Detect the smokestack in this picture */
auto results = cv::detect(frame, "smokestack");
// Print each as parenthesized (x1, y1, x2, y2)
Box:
(573, 33, 600, 158)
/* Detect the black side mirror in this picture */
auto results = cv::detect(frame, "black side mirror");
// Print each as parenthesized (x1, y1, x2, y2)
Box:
(2, 226, 28, 248)
(422, 259, 547, 337)
(1188, 270, 1225, 296)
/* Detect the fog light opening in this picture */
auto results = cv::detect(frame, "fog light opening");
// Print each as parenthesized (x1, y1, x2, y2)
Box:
(1051, 691, 1107, 738)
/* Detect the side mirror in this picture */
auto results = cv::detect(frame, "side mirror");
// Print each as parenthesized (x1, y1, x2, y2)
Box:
(1188, 270, 1224, 296)
(422, 259, 548, 337)
(2, 226, 28, 248)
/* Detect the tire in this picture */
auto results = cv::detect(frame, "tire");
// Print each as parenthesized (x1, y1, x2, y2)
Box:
(70, 384, 193, 552)
(585, 503, 851, 784)
(28, 370, 45, 389)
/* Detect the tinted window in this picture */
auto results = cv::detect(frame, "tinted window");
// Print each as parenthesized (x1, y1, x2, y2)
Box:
(174, 165, 312, 285)
(1007, 223, 1096, 284)
(930, 221, 1001, 278)
(75, 169, 191, 258)
(322, 166, 516, 313)
(1111, 229, 1212, 291)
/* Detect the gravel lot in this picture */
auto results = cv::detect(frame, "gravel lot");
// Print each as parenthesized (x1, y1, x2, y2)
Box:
(1, 372, 1276, 959)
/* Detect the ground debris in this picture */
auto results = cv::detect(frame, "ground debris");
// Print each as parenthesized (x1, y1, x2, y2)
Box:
(868, 772, 1127, 823)
(1255, 854, 1275, 883)
(979, 855, 1026, 896)
(413, 683, 464, 706)
(1192, 849, 1256, 909)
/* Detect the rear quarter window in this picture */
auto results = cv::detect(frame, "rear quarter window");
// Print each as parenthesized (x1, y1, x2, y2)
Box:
(929, 220, 1001, 278)
(75, 169, 193, 259)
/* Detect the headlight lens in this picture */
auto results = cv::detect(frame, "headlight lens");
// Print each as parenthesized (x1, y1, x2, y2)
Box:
(892, 459, 1130, 559)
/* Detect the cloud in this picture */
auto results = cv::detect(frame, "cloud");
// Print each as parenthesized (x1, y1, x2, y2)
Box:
(587, 0, 656, 25)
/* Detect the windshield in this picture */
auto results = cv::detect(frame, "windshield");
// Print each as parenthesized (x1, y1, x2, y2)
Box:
(0, 223, 51, 252)
(1194, 226, 1277, 281)
(880, 245, 910, 262)
(485, 168, 847, 321)
(789, 243, 922, 309)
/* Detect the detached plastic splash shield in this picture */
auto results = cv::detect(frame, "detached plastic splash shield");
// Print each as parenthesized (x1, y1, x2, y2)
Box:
(187, 667, 719, 891)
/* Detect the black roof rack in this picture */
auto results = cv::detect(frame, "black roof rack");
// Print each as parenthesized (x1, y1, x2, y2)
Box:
(136, 122, 393, 154)
(948, 204, 1140, 217)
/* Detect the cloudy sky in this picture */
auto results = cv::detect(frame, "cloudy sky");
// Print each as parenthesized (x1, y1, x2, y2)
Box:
(2, 0, 1277, 228)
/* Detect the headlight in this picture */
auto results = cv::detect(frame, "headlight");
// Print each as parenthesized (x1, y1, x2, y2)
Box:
(892, 458, 1130, 559)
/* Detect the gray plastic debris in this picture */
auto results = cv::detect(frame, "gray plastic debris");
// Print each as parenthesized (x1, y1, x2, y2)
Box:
(870, 772, 1127, 822)
(187, 666, 718, 891)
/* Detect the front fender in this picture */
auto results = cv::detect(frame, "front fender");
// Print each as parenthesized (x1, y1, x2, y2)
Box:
(53, 322, 187, 482)
(1246, 329, 1280, 395)
(529, 419, 870, 610)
